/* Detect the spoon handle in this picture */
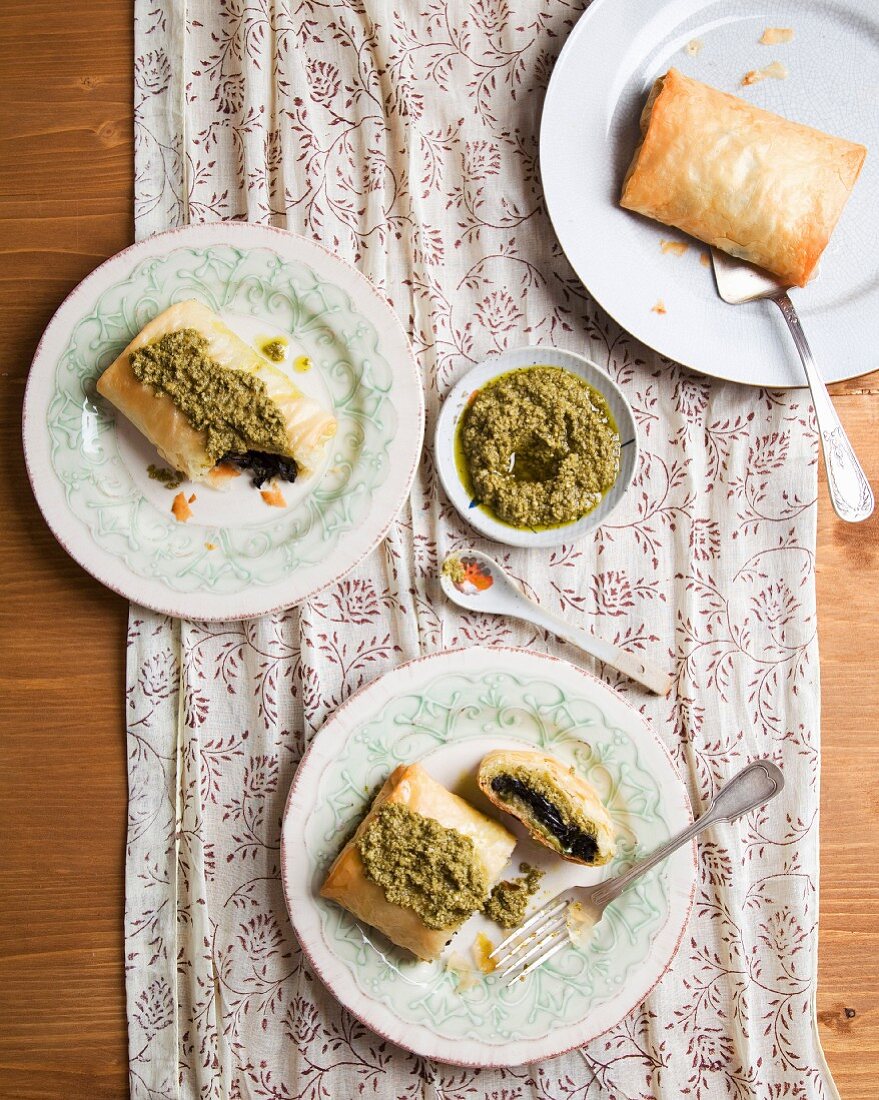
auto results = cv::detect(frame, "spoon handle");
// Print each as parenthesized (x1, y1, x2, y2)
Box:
(522, 603, 674, 696)
(772, 294, 873, 523)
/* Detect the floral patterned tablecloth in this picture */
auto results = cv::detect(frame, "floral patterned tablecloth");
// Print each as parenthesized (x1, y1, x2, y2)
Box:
(128, 2, 836, 1096)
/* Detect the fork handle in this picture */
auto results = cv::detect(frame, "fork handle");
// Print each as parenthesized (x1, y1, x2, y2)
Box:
(594, 760, 784, 905)
(772, 294, 873, 523)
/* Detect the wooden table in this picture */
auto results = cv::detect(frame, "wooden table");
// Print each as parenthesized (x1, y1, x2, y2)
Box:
(0, 3, 876, 1096)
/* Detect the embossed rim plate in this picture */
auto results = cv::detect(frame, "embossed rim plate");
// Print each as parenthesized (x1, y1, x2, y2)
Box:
(434, 346, 637, 548)
(280, 646, 696, 1066)
(22, 223, 424, 619)
(541, 0, 879, 387)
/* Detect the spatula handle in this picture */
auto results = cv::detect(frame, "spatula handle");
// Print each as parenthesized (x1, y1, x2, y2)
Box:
(773, 294, 873, 523)
(523, 604, 674, 696)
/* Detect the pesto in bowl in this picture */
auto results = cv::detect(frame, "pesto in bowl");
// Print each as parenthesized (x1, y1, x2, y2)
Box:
(457, 365, 621, 529)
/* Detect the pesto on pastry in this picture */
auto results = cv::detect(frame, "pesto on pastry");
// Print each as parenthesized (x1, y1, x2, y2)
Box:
(96, 299, 336, 484)
(320, 763, 516, 961)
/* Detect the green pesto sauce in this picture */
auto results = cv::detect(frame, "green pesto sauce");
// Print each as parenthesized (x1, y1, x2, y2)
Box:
(261, 338, 287, 362)
(482, 863, 543, 929)
(147, 464, 184, 489)
(458, 366, 620, 529)
(441, 556, 466, 584)
(130, 328, 288, 463)
(358, 802, 489, 931)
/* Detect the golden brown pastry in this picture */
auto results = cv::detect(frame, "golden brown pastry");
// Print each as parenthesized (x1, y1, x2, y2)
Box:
(477, 750, 615, 866)
(320, 763, 516, 961)
(96, 300, 336, 482)
(620, 68, 866, 287)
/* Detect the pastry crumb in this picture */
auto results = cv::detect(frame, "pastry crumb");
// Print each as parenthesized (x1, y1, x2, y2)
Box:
(445, 953, 477, 992)
(700, 251, 711, 267)
(204, 542, 217, 551)
(188, 493, 197, 503)
(660, 239, 689, 256)
(566, 901, 598, 946)
(261, 485, 288, 508)
(171, 492, 193, 523)
(742, 60, 788, 86)
(760, 27, 793, 45)
(472, 932, 497, 974)
(651, 299, 667, 315)
(684, 38, 702, 57)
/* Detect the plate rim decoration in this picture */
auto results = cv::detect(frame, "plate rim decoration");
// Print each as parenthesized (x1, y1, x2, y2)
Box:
(434, 345, 638, 549)
(540, 0, 879, 388)
(280, 645, 696, 1067)
(22, 222, 425, 620)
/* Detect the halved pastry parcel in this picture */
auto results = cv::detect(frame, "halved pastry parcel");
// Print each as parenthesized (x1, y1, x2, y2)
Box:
(96, 299, 336, 484)
(478, 750, 615, 866)
(320, 762, 516, 960)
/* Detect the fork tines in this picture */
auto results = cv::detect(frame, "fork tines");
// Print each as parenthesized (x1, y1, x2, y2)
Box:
(489, 897, 570, 985)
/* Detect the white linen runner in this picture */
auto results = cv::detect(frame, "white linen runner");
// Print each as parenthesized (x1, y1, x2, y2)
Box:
(128, 2, 837, 1096)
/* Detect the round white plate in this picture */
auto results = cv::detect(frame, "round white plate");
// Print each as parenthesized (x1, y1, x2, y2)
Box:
(541, 0, 879, 387)
(434, 346, 637, 548)
(281, 646, 695, 1067)
(22, 223, 424, 619)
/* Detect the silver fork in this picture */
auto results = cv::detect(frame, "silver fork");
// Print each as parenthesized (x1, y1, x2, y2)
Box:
(490, 759, 784, 984)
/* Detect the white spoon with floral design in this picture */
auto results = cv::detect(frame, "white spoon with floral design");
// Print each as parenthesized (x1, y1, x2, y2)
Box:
(440, 550, 674, 696)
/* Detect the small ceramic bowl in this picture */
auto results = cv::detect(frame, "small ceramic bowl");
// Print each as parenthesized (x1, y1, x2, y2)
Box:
(434, 346, 637, 548)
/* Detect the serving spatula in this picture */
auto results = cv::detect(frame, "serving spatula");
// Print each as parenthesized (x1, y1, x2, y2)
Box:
(711, 247, 873, 523)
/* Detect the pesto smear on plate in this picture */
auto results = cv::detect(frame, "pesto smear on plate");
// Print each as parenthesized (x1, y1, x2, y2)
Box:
(358, 802, 488, 930)
(458, 366, 620, 528)
(483, 863, 543, 928)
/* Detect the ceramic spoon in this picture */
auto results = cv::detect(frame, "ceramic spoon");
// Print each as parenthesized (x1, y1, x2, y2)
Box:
(439, 550, 674, 696)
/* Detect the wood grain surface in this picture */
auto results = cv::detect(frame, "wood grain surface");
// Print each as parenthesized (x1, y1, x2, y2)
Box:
(0, 2, 876, 1097)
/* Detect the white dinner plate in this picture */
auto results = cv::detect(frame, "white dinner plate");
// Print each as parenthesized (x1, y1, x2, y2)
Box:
(23, 223, 424, 619)
(281, 646, 695, 1066)
(434, 346, 637, 548)
(541, 0, 879, 387)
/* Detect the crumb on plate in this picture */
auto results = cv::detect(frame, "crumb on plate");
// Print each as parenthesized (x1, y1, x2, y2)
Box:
(188, 493, 197, 503)
(700, 251, 711, 267)
(760, 27, 793, 45)
(171, 492, 193, 523)
(147, 464, 184, 489)
(261, 485, 287, 508)
(651, 299, 667, 315)
(445, 953, 477, 992)
(684, 38, 702, 57)
(205, 542, 217, 551)
(660, 239, 689, 256)
(566, 901, 598, 947)
(472, 932, 497, 975)
(742, 60, 788, 86)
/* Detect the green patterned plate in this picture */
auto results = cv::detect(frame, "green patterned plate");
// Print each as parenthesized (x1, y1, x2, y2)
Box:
(281, 647, 695, 1066)
(22, 223, 424, 619)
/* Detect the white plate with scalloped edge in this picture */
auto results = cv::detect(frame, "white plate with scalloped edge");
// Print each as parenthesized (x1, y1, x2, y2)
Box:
(541, 0, 879, 387)
(22, 222, 424, 619)
(281, 646, 695, 1067)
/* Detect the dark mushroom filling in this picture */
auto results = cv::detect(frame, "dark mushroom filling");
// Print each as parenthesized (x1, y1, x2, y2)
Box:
(220, 450, 298, 488)
(490, 774, 599, 862)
